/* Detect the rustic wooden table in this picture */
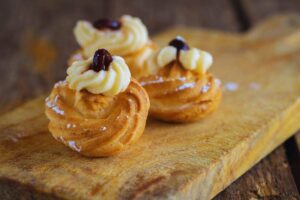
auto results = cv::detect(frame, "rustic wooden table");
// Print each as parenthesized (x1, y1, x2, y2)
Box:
(1, 0, 300, 199)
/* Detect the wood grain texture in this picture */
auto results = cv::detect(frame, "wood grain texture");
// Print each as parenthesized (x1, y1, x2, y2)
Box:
(1, 0, 300, 198)
(0, 1, 268, 199)
(240, 0, 300, 146)
(0, 15, 300, 200)
(239, 0, 300, 191)
(215, 146, 300, 200)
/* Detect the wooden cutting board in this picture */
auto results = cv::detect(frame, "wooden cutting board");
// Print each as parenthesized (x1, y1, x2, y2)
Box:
(1, 15, 300, 200)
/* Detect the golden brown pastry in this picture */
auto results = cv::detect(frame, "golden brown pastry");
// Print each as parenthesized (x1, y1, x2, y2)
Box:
(139, 36, 222, 122)
(45, 49, 150, 157)
(69, 15, 157, 79)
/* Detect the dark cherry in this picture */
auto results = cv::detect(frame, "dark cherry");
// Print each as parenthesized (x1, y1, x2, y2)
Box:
(90, 49, 113, 72)
(93, 18, 121, 30)
(168, 37, 189, 58)
(169, 37, 189, 51)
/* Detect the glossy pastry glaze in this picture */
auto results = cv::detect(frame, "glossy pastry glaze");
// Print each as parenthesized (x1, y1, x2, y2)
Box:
(45, 79, 150, 157)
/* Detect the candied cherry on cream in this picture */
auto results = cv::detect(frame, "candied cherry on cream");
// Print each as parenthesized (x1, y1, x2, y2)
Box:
(90, 49, 113, 72)
(93, 18, 121, 30)
(169, 37, 189, 51)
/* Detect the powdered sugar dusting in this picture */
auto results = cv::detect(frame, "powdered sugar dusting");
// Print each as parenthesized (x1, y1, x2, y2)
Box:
(177, 82, 195, 91)
(100, 126, 107, 131)
(46, 95, 65, 115)
(66, 123, 77, 129)
(223, 82, 239, 92)
(68, 141, 81, 152)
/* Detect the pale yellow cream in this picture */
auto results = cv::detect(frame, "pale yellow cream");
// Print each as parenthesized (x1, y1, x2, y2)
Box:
(179, 48, 213, 74)
(148, 38, 213, 74)
(74, 15, 149, 58)
(66, 56, 131, 96)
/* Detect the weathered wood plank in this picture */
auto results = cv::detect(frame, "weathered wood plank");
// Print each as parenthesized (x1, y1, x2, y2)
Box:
(0, 178, 59, 200)
(214, 12, 300, 198)
(215, 146, 300, 199)
(1, 15, 300, 199)
(239, 0, 300, 192)
(0, 0, 300, 199)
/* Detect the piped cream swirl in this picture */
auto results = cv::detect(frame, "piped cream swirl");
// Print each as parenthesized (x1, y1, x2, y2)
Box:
(66, 56, 131, 96)
(74, 15, 149, 58)
(179, 48, 213, 74)
(147, 38, 213, 74)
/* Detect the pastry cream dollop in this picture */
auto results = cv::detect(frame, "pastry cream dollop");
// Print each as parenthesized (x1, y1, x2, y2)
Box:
(66, 56, 131, 96)
(74, 15, 149, 58)
(149, 37, 213, 74)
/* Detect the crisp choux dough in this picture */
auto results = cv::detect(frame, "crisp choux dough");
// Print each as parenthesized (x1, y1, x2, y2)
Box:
(45, 79, 150, 157)
(139, 61, 222, 122)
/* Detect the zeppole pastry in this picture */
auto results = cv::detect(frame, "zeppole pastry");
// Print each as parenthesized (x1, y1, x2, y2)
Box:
(70, 15, 157, 79)
(139, 36, 222, 123)
(45, 49, 150, 157)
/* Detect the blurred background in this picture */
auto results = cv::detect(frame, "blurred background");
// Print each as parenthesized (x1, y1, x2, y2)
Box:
(1, 0, 300, 106)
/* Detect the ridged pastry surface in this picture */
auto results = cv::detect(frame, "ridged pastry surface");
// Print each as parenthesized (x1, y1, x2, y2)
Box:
(45, 79, 150, 157)
(140, 62, 222, 122)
